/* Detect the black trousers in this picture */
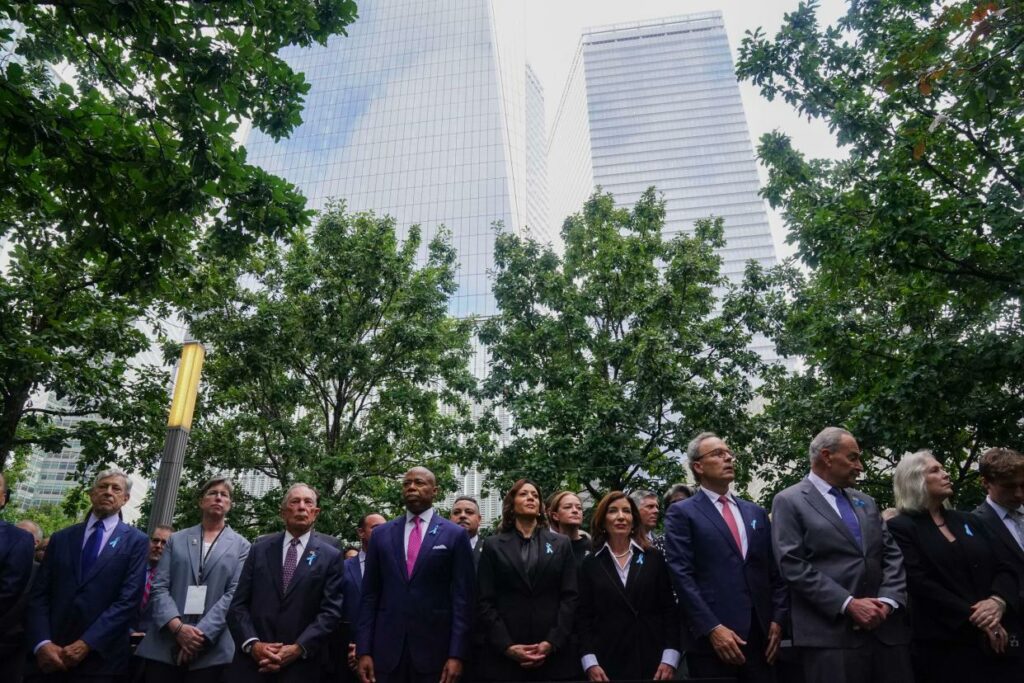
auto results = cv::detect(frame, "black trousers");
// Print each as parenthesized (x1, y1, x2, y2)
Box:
(143, 660, 226, 683)
(799, 639, 912, 683)
(687, 617, 775, 683)
(376, 643, 439, 683)
(911, 639, 1022, 683)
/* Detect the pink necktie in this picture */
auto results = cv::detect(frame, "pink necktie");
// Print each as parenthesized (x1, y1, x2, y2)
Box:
(406, 515, 422, 577)
(719, 496, 744, 555)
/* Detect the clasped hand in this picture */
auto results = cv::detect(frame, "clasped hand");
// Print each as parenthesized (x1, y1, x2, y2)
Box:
(505, 641, 552, 669)
(251, 641, 302, 673)
(845, 597, 891, 630)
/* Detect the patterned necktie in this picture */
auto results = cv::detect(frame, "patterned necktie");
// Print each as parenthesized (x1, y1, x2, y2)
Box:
(718, 495, 744, 555)
(141, 566, 157, 609)
(829, 486, 863, 548)
(282, 538, 300, 590)
(80, 520, 104, 578)
(407, 515, 422, 577)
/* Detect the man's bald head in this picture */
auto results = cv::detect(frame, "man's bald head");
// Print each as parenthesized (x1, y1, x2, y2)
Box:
(402, 467, 439, 514)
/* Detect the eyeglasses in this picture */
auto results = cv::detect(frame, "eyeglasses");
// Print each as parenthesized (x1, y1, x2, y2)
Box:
(695, 447, 733, 460)
(150, 538, 168, 545)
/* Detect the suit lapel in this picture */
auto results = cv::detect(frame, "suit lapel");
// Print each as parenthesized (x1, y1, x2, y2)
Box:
(801, 479, 862, 551)
(391, 517, 409, 582)
(694, 492, 744, 560)
(82, 521, 127, 584)
(982, 503, 1024, 564)
(736, 500, 755, 560)
(624, 547, 645, 592)
(267, 533, 285, 597)
(410, 520, 436, 581)
(534, 530, 554, 584)
(70, 522, 87, 585)
(284, 536, 318, 597)
(200, 527, 231, 579)
(188, 526, 202, 583)
(498, 532, 532, 590)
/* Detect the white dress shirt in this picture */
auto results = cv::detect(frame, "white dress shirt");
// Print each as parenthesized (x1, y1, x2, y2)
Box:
(281, 529, 312, 564)
(806, 472, 897, 614)
(986, 496, 1024, 551)
(403, 507, 435, 559)
(358, 548, 367, 578)
(700, 486, 749, 557)
(580, 542, 680, 672)
(469, 534, 479, 550)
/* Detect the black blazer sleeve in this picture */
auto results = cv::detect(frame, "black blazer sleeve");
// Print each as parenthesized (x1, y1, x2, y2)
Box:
(477, 538, 514, 653)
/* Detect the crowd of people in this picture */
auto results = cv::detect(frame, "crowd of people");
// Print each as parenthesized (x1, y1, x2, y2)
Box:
(0, 426, 1022, 683)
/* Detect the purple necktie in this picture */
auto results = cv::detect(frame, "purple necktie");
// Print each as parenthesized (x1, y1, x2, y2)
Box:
(407, 516, 422, 576)
(282, 538, 300, 589)
(829, 487, 863, 548)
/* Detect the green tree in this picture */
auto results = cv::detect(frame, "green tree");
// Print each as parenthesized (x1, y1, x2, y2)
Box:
(0, 0, 359, 469)
(478, 189, 765, 499)
(166, 202, 479, 535)
(735, 0, 1024, 507)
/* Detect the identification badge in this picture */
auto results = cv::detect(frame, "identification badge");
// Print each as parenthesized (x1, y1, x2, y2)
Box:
(184, 585, 208, 615)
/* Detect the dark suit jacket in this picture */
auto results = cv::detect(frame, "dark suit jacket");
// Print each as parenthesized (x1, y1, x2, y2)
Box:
(227, 531, 344, 683)
(974, 499, 1024, 605)
(26, 518, 149, 675)
(477, 527, 579, 681)
(356, 512, 475, 676)
(0, 521, 35, 658)
(887, 510, 1020, 645)
(665, 492, 788, 651)
(331, 553, 363, 680)
(576, 546, 678, 680)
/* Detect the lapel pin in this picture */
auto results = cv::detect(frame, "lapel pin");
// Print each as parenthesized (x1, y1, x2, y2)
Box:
(853, 498, 866, 508)
(636, 552, 645, 565)
(429, 524, 439, 536)
(545, 542, 553, 555)
(306, 551, 318, 566)
(108, 537, 120, 549)
(964, 523, 975, 537)
(751, 519, 758, 530)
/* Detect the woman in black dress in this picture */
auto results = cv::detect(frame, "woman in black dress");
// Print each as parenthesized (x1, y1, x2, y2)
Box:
(576, 491, 680, 681)
(888, 450, 1022, 683)
(477, 479, 580, 681)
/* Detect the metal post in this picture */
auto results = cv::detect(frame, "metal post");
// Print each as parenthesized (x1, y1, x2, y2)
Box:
(148, 342, 205, 535)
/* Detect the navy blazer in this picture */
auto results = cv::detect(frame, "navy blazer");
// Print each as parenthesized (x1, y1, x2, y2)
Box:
(0, 521, 34, 620)
(356, 512, 475, 675)
(341, 555, 363, 632)
(665, 492, 788, 648)
(227, 531, 344, 683)
(26, 517, 148, 674)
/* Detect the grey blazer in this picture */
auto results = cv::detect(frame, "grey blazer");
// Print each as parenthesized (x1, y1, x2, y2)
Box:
(771, 478, 910, 648)
(136, 524, 251, 669)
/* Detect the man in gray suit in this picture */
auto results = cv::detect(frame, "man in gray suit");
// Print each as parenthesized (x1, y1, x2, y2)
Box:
(137, 475, 251, 683)
(771, 427, 911, 683)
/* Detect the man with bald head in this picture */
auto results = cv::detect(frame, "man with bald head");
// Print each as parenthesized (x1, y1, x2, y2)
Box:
(227, 483, 344, 683)
(356, 467, 474, 683)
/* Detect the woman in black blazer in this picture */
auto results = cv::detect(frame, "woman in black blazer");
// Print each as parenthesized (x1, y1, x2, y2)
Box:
(477, 479, 580, 681)
(888, 450, 1022, 683)
(576, 491, 679, 681)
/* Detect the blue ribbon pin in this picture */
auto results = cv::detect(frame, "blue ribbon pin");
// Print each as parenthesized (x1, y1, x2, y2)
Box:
(636, 552, 645, 565)
(306, 551, 318, 566)
(852, 498, 866, 508)
(429, 525, 439, 536)
(964, 523, 974, 537)
(108, 537, 120, 549)
(751, 519, 758, 531)
(545, 542, 553, 555)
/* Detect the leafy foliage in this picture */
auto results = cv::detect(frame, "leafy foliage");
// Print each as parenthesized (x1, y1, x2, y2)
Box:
(172, 202, 480, 536)
(479, 189, 765, 499)
(0, 0, 358, 469)
(736, 0, 1024, 507)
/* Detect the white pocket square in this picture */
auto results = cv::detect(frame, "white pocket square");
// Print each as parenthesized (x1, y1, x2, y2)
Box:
(432, 544, 448, 550)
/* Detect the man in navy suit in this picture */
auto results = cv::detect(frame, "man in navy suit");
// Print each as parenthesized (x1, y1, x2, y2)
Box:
(0, 471, 37, 680)
(26, 467, 149, 683)
(356, 467, 475, 683)
(665, 433, 788, 683)
(338, 513, 386, 681)
(227, 483, 344, 683)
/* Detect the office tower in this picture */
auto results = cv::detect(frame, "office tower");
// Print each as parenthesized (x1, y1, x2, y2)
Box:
(550, 11, 779, 360)
(242, 0, 544, 520)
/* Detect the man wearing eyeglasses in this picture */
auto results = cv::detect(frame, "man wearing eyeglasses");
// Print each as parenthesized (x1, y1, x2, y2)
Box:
(664, 433, 788, 682)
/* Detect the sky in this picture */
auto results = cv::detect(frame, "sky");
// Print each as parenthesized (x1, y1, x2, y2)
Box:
(522, 0, 850, 258)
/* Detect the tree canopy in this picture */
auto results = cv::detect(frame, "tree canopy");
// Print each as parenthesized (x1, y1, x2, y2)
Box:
(736, 0, 1023, 506)
(479, 189, 765, 499)
(0, 0, 358, 469)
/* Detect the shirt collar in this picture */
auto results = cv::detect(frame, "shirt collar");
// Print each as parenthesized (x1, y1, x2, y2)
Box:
(808, 471, 836, 497)
(286, 529, 312, 547)
(595, 539, 644, 556)
(987, 496, 1023, 519)
(406, 507, 434, 529)
(701, 486, 735, 505)
(358, 549, 367, 564)
(86, 512, 119, 533)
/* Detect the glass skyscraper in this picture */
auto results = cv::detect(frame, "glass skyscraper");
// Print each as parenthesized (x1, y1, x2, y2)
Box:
(550, 11, 779, 360)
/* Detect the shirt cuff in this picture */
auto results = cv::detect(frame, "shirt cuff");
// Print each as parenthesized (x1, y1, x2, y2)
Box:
(581, 654, 599, 671)
(841, 596, 853, 615)
(661, 649, 681, 668)
(33, 640, 52, 654)
(878, 597, 898, 611)
(242, 638, 258, 653)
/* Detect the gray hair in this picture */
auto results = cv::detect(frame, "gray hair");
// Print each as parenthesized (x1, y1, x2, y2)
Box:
(893, 450, 937, 513)
(200, 474, 234, 498)
(93, 467, 132, 494)
(281, 482, 319, 507)
(686, 432, 719, 483)
(809, 427, 854, 464)
(629, 490, 658, 506)
(16, 519, 43, 543)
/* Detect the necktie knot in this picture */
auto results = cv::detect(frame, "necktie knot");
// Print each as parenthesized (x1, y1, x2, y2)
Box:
(828, 486, 843, 498)
(412, 515, 421, 527)
(290, 537, 301, 547)
(718, 495, 729, 505)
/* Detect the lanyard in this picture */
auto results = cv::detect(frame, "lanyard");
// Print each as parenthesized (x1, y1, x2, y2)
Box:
(198, 526, 226, 584)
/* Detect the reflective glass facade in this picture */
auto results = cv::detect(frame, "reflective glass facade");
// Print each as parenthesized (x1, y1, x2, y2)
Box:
(551, 12, 779, 360)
